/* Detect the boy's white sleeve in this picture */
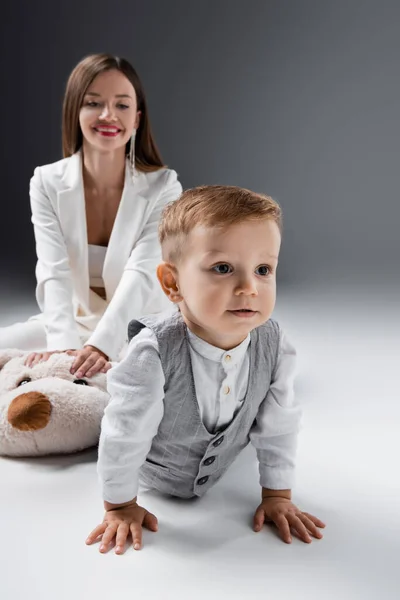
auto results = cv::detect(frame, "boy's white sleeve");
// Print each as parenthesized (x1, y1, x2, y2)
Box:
(250, 331, 302, 491)
(97, 328, 165, 504)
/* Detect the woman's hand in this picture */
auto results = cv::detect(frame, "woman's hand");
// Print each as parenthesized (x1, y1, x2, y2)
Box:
(25, 350, 68, 368)
(69, 345, 111, 378)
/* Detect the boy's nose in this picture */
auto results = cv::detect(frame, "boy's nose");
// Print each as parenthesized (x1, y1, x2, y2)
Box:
(235, 275, 258, 296)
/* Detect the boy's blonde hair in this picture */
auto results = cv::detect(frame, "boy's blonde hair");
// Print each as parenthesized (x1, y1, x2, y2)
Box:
(159, 185, 282, 262)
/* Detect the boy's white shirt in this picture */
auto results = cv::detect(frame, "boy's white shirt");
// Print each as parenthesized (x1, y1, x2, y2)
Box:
(98, 325, 301, 504)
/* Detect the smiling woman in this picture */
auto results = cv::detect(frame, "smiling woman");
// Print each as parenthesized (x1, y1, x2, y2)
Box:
(0, 54, 182, 376)
(80, 72, 138, 148)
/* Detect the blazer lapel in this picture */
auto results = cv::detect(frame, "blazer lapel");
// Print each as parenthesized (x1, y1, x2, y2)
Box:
(103, 164, 150, 300)
(57, 152, 90, 309)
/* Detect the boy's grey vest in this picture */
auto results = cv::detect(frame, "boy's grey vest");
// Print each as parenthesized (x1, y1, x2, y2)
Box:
(128, 311, 280, 498)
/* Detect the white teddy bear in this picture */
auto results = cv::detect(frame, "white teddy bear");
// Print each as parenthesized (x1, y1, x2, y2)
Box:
(0, 350, 109, 456)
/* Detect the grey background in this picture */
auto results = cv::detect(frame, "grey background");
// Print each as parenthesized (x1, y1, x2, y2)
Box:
(1, 0, 399, 294)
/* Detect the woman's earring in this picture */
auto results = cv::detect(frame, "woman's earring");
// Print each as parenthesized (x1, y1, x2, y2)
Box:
(128, 129, 136, 170)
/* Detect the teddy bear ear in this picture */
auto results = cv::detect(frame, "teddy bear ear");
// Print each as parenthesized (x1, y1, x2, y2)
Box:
(0, 349, 27, 370)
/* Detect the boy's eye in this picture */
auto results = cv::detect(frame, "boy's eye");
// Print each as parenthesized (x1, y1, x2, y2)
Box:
(256, 265, 270, 276)
(212, 263, 232, 274)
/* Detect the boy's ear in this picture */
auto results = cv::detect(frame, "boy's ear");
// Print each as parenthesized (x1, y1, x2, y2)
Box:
(157, 263, 183, 303)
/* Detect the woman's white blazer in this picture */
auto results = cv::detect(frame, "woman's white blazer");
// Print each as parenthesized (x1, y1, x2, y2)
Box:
(30, 152, 182, 359)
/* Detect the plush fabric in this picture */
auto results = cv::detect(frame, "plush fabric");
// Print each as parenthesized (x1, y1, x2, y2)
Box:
(0, 350, 109, 456)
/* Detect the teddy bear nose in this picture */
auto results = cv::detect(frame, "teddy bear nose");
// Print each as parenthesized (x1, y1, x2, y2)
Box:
(7, 392, 52, 431)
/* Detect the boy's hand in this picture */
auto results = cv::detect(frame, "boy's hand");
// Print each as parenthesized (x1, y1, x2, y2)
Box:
(86, 500, 158, 554)
(253, 496, 325, 544)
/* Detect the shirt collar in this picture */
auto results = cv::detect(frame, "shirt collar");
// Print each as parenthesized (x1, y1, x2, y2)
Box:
(187, 328, 250, 365)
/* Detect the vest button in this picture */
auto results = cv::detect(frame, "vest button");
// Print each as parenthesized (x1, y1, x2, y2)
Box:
(213, 436, 224, 447)
(197, 476, 209, 485)
(203, 456, 216, 466)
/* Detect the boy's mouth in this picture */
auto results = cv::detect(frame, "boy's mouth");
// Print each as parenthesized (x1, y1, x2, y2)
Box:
(228, 309, 257, 318)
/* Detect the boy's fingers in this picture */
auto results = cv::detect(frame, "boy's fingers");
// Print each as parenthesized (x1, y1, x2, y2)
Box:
(302, 512, 326, 528)
(143, 510, 158, 532)
(274, 514, 292, 544)
(129, 522, 143, 550)
(298, 514, 323, 539)
(287, 513, 312, 543)
(99, 524, 118, 553)
(86, 523, 107, 544)
(252, 507, 265, 532)
(115, 523, 130, 554)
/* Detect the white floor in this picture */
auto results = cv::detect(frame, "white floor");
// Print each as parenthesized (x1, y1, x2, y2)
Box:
(1, 284, 399, 600)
